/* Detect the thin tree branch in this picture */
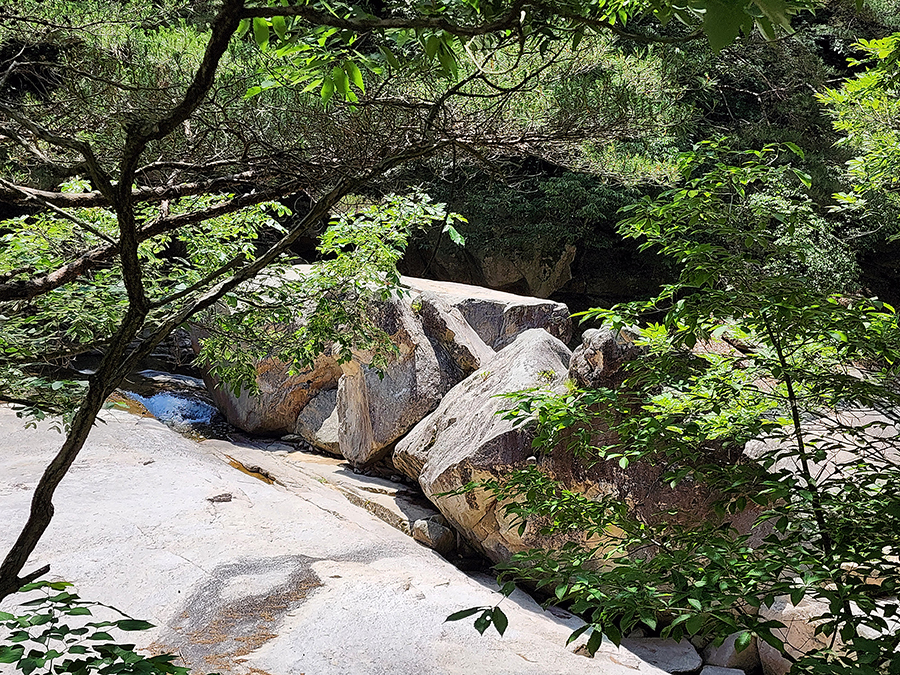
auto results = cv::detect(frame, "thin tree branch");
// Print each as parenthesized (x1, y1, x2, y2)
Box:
(0, 177, 116, 245)
(0, 183, 300, 303)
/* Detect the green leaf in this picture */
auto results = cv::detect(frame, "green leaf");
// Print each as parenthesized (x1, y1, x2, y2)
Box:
(791, 168, 812, 189)
(784, 142, 805, 159)
(379, 46, 401, 69)
(271, 15, 287, 39)
(116, 619, 155, 631)
(446, 607, 482, 622)
(424, 35, 441, 60)
(586, 628, 604, 654)
(332, 66, 349, 97)
(443, 224, 465, 246)
(754, 0, 794, 29)
(572, 26, 586, 50)
(685, 613, 704, 634)
(473, 610, 492, 635)
(703, 0, 748, 52)
(344, 61, 365, 92)
(734, 631, 752, 653)
(499, 581, 517, 597)
(0, 645, 24, 663)
(491, 607, 508, 635)
(605, 622, 622, 646)
(320, 77, 335, 105)
(252, 18, 270, 50)
(19, 657, 39, 675)
(566, 624, 591, 645)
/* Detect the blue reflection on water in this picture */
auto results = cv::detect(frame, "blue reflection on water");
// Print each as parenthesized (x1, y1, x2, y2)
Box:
(125, 392, 217, 427)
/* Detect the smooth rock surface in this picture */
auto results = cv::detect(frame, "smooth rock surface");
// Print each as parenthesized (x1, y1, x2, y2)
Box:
(0, 407, 668, 675)
(199, 438, 441, 538)
(700, 667, 745, 675)
(620, 638, 703, 674)
(394, 329, 573, 562)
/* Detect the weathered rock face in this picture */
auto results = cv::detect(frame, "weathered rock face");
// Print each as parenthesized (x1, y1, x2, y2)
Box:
(757, 597, 830, 675)
(480, 244, 578, 299)
(393, 328, 728, 564)
(293, 387, 340, 454)
(197, 271, 572, 466)
(569, 326, 645, 389)
(393, 329, 574, 562)
(195, 343, 343, 437)
(757, 595, 899, 675)
(401, 276, 572, 349)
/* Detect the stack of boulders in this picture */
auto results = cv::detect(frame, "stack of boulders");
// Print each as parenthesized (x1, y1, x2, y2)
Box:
(195, 271, 571, 468)
(195, 270, 726, 567)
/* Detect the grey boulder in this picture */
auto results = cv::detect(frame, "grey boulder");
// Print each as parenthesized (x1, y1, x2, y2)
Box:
(401, 276, 572, 349)
(393, 329, 573, 562)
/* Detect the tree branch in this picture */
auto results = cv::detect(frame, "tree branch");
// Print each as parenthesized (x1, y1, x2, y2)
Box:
(0, 177, 116, 245)
(0, 171, 275, 209)
(0, 103, 115, 200)
(0, 183, 301, 303)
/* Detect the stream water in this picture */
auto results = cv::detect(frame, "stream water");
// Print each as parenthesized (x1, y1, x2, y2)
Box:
(117, 370, 234, 440)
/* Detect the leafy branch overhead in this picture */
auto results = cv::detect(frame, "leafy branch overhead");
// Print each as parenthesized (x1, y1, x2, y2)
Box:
(238, 0, 817, 104)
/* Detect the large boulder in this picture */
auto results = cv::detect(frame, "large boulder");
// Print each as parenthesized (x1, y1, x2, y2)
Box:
(393, 329, 574, 561)
(196, 271, 572, 466)
(757, 595, 899, 675)
(701, 632, 760, 672)
(393, 328, 728, 564)
(569, 326, 645, 389)
(194, 346, 343, 437)
(480, 244, 578, 299)
(757, 597, 831, 675)
(401, 276, 572, 349)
